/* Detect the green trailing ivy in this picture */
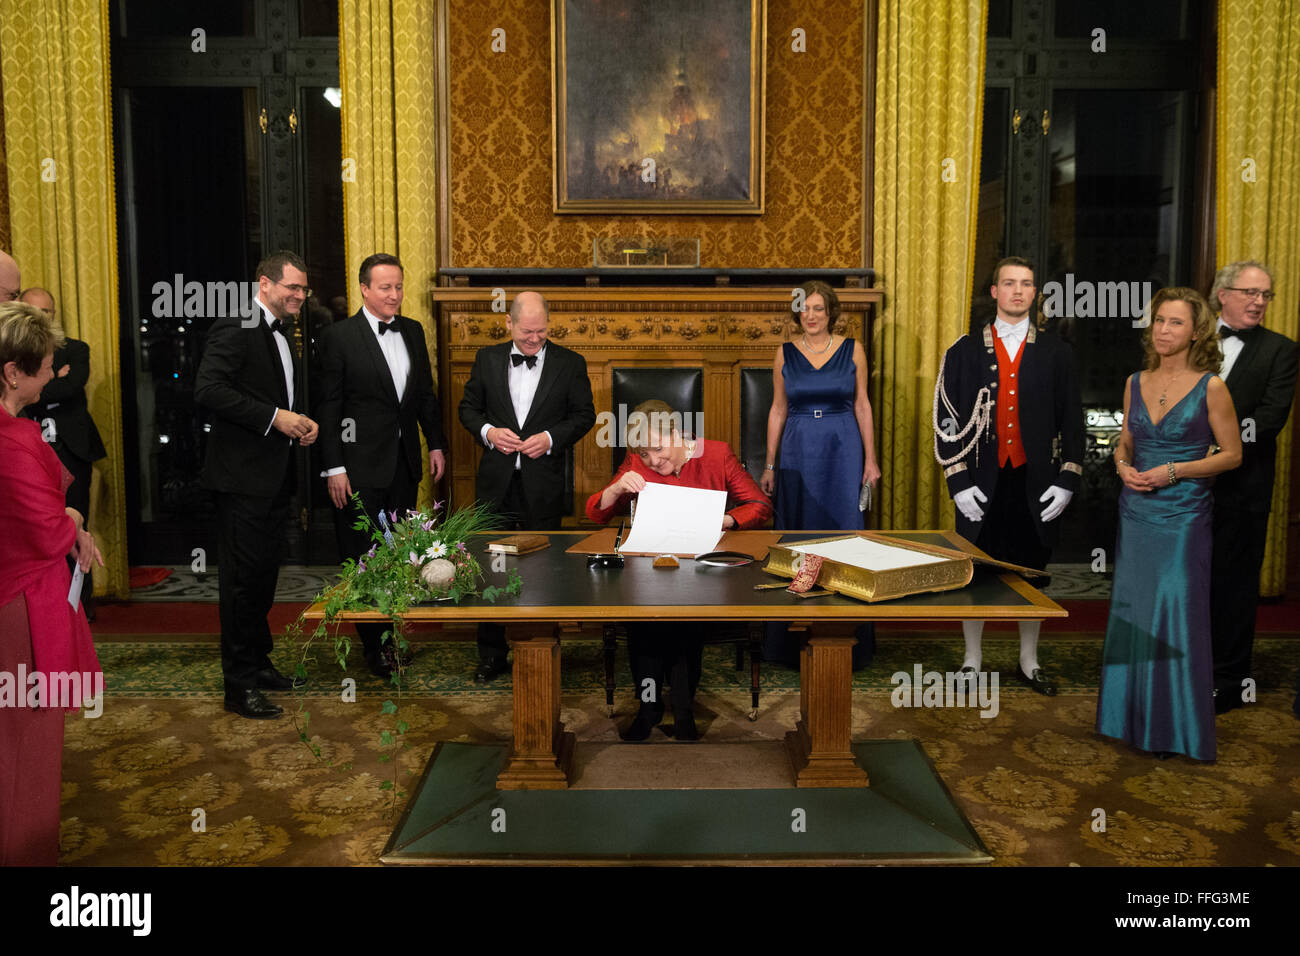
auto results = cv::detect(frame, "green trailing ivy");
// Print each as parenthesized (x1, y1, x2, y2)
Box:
(283, 494, 523, 810)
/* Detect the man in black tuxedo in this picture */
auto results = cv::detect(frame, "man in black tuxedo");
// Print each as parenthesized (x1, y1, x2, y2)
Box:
(195, 250, 318, 719)
(315, 253, 447, 678)
(18, 287, 107, 614)
(1208, 261, 1299, 714)
(459, 290, 595, 681)
(935, 257, 1085, 695)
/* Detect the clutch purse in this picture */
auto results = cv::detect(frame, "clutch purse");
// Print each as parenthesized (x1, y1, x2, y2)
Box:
(859, 482, 872, 512)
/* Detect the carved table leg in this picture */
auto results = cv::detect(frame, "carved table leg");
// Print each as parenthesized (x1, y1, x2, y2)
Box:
(784, 635, 869, 788)
(497, 626, 575, 790)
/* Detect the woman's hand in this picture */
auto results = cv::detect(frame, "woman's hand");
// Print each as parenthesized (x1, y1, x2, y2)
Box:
(1118, 463, 1150, 492)
(862, 460, 881, 485)
(612, 470, 647, 497)
(759, 469, 775, 495)
(72, 526, 105, 573)
(1135, 464, 1174, 490)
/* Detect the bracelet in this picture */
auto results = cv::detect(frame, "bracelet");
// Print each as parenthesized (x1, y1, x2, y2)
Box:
(1115, 458, 1130, 469)
(764, 463, 775, 470)
(1166, 461, 1179, 485)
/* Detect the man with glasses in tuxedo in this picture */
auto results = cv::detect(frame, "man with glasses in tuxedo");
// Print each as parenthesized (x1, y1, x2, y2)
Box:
(1208, 261, 1299, 715)
(196, 250, 318, 719)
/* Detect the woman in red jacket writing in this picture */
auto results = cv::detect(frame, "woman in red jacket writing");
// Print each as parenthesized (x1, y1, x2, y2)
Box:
(587, 400, 772, 740)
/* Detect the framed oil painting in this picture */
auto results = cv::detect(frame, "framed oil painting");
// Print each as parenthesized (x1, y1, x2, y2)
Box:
(551, 0, 766, 215)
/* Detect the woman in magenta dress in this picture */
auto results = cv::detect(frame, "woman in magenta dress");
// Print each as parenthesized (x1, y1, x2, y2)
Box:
(0, 301, 103, 865)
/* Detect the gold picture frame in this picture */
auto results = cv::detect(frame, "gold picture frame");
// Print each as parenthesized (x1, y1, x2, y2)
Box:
(551, 0, 766, 215)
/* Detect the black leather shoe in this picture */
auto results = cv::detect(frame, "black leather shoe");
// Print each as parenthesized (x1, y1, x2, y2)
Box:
(620, 706, 664, 742)
(255, 666, 303, 690)
(366, 653, 394, 680)
(1015, 666, 1057, 696)
(474, 659, 509, 684)
(224, 688, 283, 720)
(1154, 750, 1177, 760)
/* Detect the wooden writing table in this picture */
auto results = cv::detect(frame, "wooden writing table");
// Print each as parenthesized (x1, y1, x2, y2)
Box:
(303, 530, 1066, 791)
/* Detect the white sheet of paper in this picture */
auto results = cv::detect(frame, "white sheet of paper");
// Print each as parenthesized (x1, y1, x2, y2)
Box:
(68, 565, 84, 608)
(789, 536, 948, 570)
(618, 481, 725, 555)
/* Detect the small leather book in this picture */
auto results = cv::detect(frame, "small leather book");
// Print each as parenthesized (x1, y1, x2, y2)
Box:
(487, 533, 550, 555)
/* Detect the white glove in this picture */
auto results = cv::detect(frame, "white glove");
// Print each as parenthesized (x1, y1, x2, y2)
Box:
(1039, 485, 1073, 522)
(953, 486, 987, 522)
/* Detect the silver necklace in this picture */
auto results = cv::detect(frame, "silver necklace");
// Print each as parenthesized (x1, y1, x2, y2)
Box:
(802, 335, 833, 355)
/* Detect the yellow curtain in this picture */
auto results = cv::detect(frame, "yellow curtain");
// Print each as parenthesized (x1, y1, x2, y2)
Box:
(872, 0, 988, 531)
(340, 0, 443, 506)
(0, 0, 127, 597)
(1217, 0, 1300, 597)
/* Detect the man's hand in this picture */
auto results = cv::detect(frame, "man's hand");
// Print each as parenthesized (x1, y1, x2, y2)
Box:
(953, 486, 987, 522)
(327, 472, 353, 509)
(1038, 485, 1073, 521)
(273, 408, 315, 440)
(722, 513, 736, 530)
(57, 364, 70, 378)
(486, 426, 522, 453)
(518, 433, 551, 459)
(298, 416, 319, 446)
(429, 448, 446, 481)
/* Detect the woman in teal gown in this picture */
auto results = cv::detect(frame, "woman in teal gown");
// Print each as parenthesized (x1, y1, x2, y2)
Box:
(1096, 287, 1241, 760)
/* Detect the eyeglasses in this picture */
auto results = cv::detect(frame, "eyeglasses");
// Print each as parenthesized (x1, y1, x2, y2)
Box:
(275, 279, 312, 297)
(1225, 287, 1275, 302)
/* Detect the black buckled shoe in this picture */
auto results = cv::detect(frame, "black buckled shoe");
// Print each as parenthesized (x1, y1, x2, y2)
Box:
(224, 688, 284, 720)
(1015, 666, 1057, 697)
(619, 705, 664, 742)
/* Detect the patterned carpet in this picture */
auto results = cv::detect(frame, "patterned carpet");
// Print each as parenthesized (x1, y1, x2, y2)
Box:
(56, 635, 1300, 866)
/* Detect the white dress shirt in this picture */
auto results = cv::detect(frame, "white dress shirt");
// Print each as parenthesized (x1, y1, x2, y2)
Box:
(479, 345, 553, 469)
(259, 297, 294, 436)
(322, 307, 412, 478)
(1216, 317, 1246, 382)
(364, 306, 410, 401)
(994, 315, 1030, 361)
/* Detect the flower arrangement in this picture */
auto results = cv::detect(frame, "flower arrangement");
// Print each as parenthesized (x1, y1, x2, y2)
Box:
(286, 495, 522, 805)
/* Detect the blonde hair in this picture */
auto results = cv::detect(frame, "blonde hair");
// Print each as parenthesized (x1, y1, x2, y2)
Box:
(1141, 287, 1221, 372)
(0, 300, 64, 374)
(625, 399, 684, 449)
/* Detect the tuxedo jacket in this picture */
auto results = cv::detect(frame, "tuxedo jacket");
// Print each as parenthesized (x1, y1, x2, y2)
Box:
(458, 341, 596, 519)
(195, 315, 299, 497)
(1214, 326, 1299, 514)
(314, 310, 446, 490)
(23, 338, 106, 464)
(938, 322, 1085, 547)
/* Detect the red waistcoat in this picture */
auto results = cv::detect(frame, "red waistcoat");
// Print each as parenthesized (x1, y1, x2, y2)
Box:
(993, 334, 1027, 468)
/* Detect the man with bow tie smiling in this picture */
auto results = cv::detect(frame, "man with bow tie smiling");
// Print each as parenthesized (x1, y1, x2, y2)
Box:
(1207, 261, 1299, 714)
(196, 251, 319, 719)
(316, 253, 447, 678)
(458, 290, 595, 682)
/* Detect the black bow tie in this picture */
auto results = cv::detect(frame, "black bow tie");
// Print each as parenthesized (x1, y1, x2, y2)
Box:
(268, 319, 285, 335)
(511, 353, 538, 369)
(1219, 326, 1253, 340)
(377, 320, 396, 335)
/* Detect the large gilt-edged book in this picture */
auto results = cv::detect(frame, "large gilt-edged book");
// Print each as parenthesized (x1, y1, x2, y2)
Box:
(761, 532, 1040, 603)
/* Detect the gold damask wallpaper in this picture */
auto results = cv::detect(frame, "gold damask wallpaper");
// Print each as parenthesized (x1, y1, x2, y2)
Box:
(0, 69, 9, 251)
(447, 0, 865, 268)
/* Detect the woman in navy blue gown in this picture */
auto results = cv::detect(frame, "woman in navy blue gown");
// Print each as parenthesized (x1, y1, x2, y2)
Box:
(1096, 287, 1241, 761)
(760, 281, 880, 664)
